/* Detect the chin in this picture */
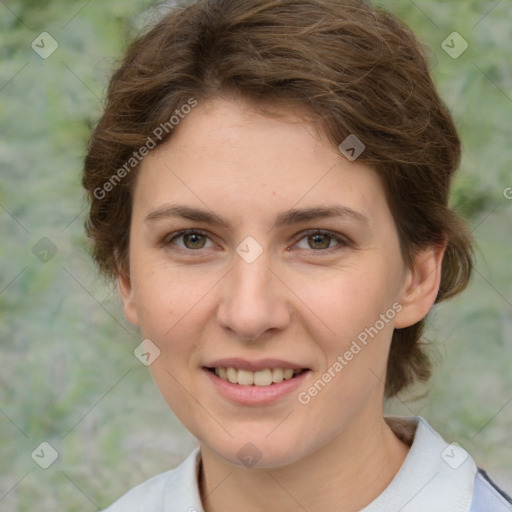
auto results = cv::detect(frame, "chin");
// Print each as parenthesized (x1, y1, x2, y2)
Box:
(201, 432, 311, 470)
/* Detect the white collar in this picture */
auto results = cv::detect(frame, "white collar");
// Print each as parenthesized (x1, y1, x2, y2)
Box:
(361, 416, 477, 511)
(157, 416, 477, 511)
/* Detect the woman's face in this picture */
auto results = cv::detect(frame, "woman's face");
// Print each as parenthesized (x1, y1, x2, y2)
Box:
(119, 96, 435, 468)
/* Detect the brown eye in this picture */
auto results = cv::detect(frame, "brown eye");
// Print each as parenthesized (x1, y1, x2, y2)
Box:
(182, 232, 207, 249)
(294, 230, 348, 252)
(307, 233, 332, 249)
(165, 230, 212, 250)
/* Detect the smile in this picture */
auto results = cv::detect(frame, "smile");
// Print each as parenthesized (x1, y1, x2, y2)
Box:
(202, 358, 311, 405)
(207, 367, 305, 386)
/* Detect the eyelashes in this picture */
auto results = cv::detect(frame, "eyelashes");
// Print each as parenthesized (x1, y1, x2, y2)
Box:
(163, 228, 350, 255)
(292, 229, 349, 252)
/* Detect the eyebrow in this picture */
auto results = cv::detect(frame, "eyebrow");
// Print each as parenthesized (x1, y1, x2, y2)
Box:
(145, 204, 369, 230)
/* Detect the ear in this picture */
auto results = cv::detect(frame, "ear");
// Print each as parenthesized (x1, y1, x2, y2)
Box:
(117, 271, 140, 326)
(394, 243, 446, 329)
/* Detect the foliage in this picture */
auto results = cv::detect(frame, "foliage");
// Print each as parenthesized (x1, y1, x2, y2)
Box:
(0, 0, 510, 509)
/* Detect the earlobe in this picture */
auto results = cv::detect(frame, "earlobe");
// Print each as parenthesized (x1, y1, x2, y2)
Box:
(394, 243, 446, 329)
(117, 272, 140, 326)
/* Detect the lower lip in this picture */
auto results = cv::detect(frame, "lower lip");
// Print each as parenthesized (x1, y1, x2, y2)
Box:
(203, 368, 310, 406)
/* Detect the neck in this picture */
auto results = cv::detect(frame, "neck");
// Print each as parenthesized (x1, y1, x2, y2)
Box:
(199, 409, 411, 512)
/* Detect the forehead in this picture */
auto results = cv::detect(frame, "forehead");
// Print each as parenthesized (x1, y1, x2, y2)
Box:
(133, 96, 387, 226)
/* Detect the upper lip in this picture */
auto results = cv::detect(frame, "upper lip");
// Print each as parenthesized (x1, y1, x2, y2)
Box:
(204, 358, 309, 372)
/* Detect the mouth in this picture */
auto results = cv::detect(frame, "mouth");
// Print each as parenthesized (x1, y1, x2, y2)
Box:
(202, 358, 312, 405)
(204, 366, 308, 387)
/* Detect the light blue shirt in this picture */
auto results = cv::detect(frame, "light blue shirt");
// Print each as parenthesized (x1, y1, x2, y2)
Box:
(102, 416, 512, 511)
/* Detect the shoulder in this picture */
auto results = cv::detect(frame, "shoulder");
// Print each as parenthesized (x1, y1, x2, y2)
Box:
(101, 448, 202, 512)
(381, 416, 511, 512)
(102, 469, 175, 512)
(470, 468, 512, 512)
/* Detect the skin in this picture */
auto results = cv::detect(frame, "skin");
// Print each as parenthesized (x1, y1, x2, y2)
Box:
(118, 96, 445, 512)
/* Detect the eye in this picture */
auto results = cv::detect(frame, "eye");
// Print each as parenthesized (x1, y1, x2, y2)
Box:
(164, 230, 215, 250)
(293, 229, 348, 252)
(163, 228, 349, 254)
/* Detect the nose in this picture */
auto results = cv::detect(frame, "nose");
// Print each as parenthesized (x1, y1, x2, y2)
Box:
(216, 249, 291, 342)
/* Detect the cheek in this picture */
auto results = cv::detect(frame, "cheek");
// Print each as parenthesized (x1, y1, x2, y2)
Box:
(131, 262, 208, 338)
(134, 269, 204, 416)
(295, 263, 398, 401)
(129, 263, 216, 394)
(300, 264, 397, 341)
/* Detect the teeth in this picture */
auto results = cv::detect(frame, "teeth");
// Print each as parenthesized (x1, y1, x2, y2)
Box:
(226, 367, 238, 384)
(254, 369, 273, 386)
(237, 369, 254, 385)
(271, 368, 284, 383)
(213, 367, 303, 386)
(283, 368, 293, 379)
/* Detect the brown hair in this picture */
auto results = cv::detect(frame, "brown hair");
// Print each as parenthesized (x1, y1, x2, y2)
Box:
(82, 0, 473, 397)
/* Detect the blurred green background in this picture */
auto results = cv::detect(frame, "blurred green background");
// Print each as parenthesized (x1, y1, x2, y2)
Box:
(0, 0, 511, 509)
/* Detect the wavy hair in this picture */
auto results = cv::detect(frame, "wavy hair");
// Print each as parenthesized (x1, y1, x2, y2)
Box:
(82, 0, 474, 397)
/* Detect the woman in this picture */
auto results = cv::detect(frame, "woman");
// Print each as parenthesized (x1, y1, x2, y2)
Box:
(82, 0, 512, 510)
